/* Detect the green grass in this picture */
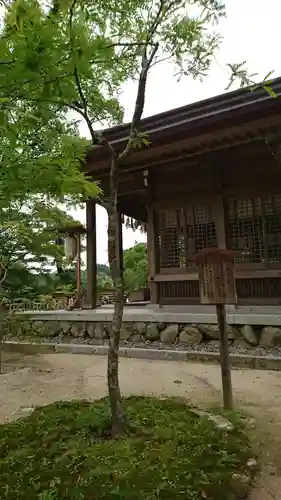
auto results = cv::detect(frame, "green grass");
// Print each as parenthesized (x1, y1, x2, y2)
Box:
(0, 397, 251, 500)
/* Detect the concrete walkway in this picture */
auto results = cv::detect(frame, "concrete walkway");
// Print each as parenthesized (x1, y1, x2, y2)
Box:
(1, 353, 281, 499)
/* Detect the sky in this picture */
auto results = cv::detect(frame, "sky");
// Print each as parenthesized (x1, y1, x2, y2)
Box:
(69, 0, 281, 264)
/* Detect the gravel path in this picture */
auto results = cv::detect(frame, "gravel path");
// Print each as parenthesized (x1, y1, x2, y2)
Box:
(1, 352, 281, 499)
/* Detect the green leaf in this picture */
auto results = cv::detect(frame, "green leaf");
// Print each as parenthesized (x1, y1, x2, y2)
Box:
(264, 85, 277, 99)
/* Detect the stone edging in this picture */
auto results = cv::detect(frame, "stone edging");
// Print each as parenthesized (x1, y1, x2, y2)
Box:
(4, 341, 281, 371)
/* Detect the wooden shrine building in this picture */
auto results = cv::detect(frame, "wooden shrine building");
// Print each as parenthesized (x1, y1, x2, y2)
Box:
(85, 77, 281, 307)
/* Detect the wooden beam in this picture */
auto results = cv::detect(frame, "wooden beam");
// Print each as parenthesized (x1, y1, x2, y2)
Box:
(86, 117, 281, 178)
(86, 199, 97, 309)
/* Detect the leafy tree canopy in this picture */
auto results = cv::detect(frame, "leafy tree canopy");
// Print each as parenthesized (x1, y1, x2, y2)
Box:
(123, 242, 148, 291)
(0, 0, 264, 430)
(0, 0, 226, 207)
(0, 196, 81, 294)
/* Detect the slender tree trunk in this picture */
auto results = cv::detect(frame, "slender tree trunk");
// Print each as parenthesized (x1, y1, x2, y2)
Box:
(107, 156, 126, 436)
(0, 325, 3, 374)
(0, 303, 5, 375)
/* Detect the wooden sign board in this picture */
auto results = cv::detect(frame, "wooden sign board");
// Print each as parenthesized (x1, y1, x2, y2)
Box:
(190, 248, 238, 305)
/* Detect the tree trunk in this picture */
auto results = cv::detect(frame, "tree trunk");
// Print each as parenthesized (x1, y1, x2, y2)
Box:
(107, 156, 127, 436)
(0, 305, 6, 375)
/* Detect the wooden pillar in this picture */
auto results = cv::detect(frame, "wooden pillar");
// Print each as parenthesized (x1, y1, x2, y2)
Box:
(86, 199, 97, 308)
(145, 171, 159, 305)
(213, 195, 227, 249)
(147, 205, 159, 304)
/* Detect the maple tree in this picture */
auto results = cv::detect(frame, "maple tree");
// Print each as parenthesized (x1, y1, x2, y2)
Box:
(0, 0, 233, 433)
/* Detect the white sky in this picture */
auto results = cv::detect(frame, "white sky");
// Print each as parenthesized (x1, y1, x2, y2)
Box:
(69, 0, 281, 263)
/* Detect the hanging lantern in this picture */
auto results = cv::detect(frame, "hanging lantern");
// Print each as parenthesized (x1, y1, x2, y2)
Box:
(64, 235, 77, 260)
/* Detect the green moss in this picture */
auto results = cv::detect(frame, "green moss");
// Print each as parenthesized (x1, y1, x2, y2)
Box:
(0, 397, 251, 499)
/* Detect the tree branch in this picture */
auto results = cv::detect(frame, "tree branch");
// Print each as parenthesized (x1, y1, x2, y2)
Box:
(69, 0, 87, 112)
(147, 0, 167, 39)
(106, 41, 158, 49)
(0, 263, 8, 286)
(68, 0, 116, 158)
(118, 41, 158, 163)
(0, 59, 15, 65)
(118, 0, 175, 162)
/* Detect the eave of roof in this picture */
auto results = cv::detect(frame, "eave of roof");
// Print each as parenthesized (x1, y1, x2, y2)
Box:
(86, 76, 281, 168)
(103, 76, 281, 141)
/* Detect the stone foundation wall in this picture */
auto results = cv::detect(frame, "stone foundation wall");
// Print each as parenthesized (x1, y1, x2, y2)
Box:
(13, 319, 281, 349)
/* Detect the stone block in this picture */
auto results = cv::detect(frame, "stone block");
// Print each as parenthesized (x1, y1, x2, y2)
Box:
(95, 323, 105, 339)
(60, 321, 71, 335)
(197, 324, 219, 340)
(87, 322, 96, 338)
(4, 341, 55, 354)
(18, 320, 32, 336)
(120, 323, 134, 340)
(260, 326, 281, 347)
(55, 343, 108, 355)
(146, 323, 160, 341)
(103, 329, 110, 340)
(262, 357, 281, 371)
(103, 323, 111, 334)
(28, 321, 46, 337)
(180, 325, 203, 345)
(134, 322, 146, 335)
(70, 322, 87, 338)
(157, 323, 167, 332)
(32, 321, 45, 333)
(160, 324, 179, 344)
(227, 325, 241, 340)
(240, 325, 258, 346)
(198, 323, 239, 340)
(42, 321, 62, 337)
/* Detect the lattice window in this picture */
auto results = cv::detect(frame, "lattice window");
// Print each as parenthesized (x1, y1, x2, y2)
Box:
(158, 205, 217, 268)
(158, 209, 185, 268)
(227, 195, 281, 265)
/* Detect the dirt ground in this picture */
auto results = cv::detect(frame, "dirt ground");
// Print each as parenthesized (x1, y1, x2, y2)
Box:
(1, 353, 281, 499)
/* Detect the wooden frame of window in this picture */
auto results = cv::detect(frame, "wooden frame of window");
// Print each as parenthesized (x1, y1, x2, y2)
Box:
(225, 194, 281, 271)
(156, 201, 218, 273)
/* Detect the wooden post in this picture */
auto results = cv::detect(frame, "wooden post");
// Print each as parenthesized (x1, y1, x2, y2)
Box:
(86, 199, 97, 308)
(216, 303, 233, 409)
(213, 195, 227, 250)
(145, 171, 159, 304)
(191, 248, 238, 411)
(147, 205, 158, 304)
(76, 233, 81, 299)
